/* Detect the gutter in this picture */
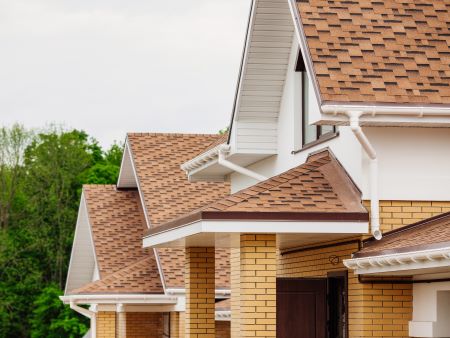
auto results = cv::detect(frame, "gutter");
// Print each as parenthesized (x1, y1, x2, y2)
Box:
(69, 301, 96, 338)
(60, 294, 178, 305)
(344, 246, 450, 274)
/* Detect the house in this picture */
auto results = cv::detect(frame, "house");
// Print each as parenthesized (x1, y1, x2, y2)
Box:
(64, 0, 450, 337)
(144, 0, 450, 337)
(62, 134, 232, 337)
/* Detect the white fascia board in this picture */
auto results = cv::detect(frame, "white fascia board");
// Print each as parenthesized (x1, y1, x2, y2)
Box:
(60, 294, 178, 305)
(343, 247, 450, 275)
(165, 288, 231, 298)
(143, 220, 368, 248)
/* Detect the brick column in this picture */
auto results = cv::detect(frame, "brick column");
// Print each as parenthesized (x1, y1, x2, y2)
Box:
(240, 234, 276, 338)
(96, 311, 116, 338)
(230, 248, 241, 338)
(170, 312, 181, 338)
(185, 247, 215, 338)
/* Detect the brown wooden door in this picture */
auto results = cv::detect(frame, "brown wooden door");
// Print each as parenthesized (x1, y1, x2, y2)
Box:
(277, 278, 327, 338)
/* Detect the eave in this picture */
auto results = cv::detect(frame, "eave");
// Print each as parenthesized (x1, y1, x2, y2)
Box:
(343, 246, 450, 276)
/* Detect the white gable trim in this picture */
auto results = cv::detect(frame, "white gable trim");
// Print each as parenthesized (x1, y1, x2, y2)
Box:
(65, 192, 99, 294)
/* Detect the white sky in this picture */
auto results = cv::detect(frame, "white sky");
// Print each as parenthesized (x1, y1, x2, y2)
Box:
(0, 0, 251, 147)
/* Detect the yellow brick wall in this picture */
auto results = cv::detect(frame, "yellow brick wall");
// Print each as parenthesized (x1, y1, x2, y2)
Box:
(240, 234, 276, 338)
(97, 311, 116, 338)
(185, 247, 215, 338)
(277, 200, 450, 338)
(125, 312, 164, 338)
(368, 200, 450, 233)
(216, 321, 231, 338)
(230, 248, 241, 338)
(278, 242, 412, 338)
(170, 312, 181, 338)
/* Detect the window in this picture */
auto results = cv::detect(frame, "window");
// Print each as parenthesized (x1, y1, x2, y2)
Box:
(296, 50, 336, 148)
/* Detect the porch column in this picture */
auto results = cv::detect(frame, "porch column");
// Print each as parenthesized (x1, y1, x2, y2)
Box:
(230, 248, 241, 338)
(96, 311, 116, 338)
(240, 234, 277, 338)
(185, 247, 215, 338)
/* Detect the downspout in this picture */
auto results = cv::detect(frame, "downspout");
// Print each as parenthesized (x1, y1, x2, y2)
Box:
(70, 302, 96, 337)
(348, 112, 382, 240)
(218, 144, 268, 181)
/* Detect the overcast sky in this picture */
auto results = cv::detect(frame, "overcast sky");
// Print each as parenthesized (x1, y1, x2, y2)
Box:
(0, 0, 251, 147)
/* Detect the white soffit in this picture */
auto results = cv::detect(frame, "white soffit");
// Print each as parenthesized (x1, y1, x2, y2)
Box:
(344, 247, 450, 276)
(235, 0, 294, 122)
(143, 220, 369, 249)
(117, 140, 137, 188)
(65, 193, 98, 294)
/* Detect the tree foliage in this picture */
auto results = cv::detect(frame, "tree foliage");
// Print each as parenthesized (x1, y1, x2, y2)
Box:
(0, 125, 123, 338)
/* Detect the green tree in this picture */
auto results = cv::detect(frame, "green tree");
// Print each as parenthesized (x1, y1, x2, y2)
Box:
(29, 285, 88, 338)
(0, 125, 123, 338)
(0, 124, 32, 229)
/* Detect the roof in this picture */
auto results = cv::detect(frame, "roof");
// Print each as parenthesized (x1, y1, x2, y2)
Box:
(157, 248, 230, 289)
(83, 185, 150, 277)
(70, 256, 163, 294)
(127, 133, 230, 228)
(354, 211, 450, 258)
(68, 185, 164, 295)
(297, 0, 450, 105)
(147, 149, 368, 235)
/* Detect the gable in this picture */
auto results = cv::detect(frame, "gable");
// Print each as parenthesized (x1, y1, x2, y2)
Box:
(65, 193, 98, 294)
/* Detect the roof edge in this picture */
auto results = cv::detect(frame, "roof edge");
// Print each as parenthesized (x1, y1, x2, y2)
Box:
(145, 211, 369, 238)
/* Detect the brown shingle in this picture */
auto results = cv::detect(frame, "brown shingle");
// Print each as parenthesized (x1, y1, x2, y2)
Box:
(83, 185, 150, 277)
(297, 0, 450, 105)
(127, 133, 231, 289)
(355, 212, 450, 258)
(127, 133, 230, 228)
(71, 256, 163, 294)
(148, 149, 368, 233)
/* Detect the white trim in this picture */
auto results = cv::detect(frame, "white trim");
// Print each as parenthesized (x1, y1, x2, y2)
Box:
(181, 144, 222, 174)
(60, 294, 178, 305)
(124, 137, 152, 229)
(165, 288, 231, 298)
(344, 247, 450, 275)
(215, 311, 231, 322)
(65, 192, 100, 294)
(154, 248, 167, 294)
(143, 220, 368, 248)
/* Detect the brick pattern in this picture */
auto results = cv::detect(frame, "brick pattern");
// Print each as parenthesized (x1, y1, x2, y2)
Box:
(185, 247, 215, 338)
(216, 321, 231, 338)
(97, 311, 116, 338)
(278, 242, 412, 338)
(125, 312, 164, 338)
(297, 0, 450, 105)
(170, 312, 181, 338)
(230, 248, 241, 338)
(240, 234, 276, 338)
(375, 201, 450, 233)
(277, 200, 450, 338)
